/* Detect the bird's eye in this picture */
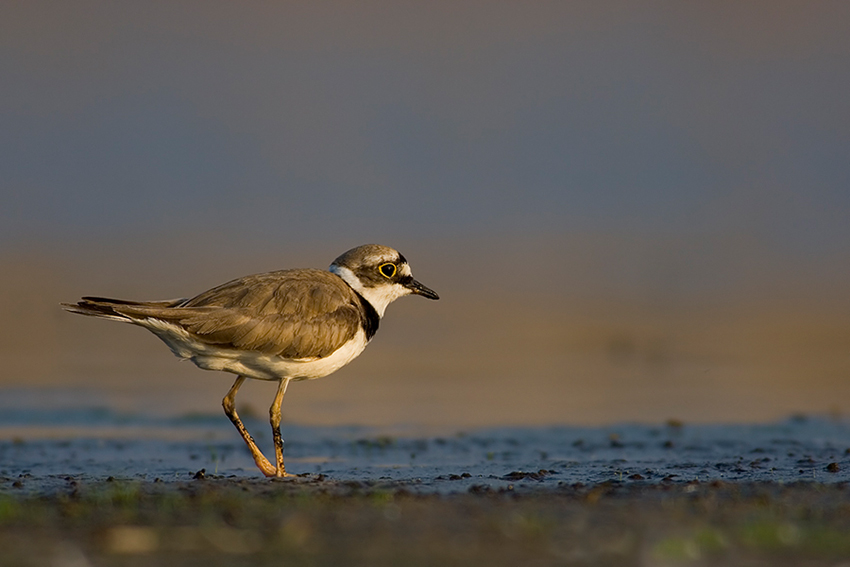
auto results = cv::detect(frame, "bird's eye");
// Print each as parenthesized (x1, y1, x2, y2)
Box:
(379, 263, 397, 279)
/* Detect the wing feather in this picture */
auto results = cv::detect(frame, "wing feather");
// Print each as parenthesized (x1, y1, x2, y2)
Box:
(105, 269, 364, 359)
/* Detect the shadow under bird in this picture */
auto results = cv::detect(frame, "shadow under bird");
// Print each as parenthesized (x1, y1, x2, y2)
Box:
(62, 244, 439, 477)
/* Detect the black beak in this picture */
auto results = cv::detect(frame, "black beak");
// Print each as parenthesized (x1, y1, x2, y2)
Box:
(406, 278, 439, 300)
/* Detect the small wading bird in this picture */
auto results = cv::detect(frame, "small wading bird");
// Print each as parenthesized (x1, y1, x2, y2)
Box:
(62, 244, 439, 477)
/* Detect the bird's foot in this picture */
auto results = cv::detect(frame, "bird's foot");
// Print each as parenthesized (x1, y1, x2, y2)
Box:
(264, 467, 296, 479)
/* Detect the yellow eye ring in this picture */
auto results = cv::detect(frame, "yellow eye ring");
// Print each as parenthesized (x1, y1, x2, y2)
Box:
(379, 263, 397, 279)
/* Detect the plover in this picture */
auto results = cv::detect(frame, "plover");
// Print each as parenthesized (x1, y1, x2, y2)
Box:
(62, 244, 439, 477)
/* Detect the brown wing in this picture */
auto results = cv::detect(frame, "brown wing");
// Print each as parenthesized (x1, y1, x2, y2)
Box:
(77, 269, 365, 359)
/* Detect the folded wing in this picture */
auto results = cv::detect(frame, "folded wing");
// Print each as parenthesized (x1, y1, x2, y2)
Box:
(63, 269, 365, 359)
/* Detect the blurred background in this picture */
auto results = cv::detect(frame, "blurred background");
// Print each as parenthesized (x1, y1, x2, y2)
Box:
(2, 1, 849, 430)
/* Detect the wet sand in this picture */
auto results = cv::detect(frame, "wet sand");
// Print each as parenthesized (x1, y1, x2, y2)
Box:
(3, 478, 850, 567)
(3, 410, 850, 488)
(3, 410, 850, 566)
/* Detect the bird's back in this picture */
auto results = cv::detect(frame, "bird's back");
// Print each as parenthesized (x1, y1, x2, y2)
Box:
(64, 268, 375, 361)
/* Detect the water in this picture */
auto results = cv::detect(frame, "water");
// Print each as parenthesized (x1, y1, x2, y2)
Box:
(2, 397, 849, 494)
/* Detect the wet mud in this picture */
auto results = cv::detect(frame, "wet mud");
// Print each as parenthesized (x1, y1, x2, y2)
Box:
(2, 407, 850, 491)
(2, 407, 850, 566)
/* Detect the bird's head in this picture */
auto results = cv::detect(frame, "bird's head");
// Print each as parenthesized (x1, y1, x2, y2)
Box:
(329, 244, 439, 317)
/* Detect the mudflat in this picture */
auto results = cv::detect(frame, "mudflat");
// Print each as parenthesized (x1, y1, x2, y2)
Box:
(3, 477, 850, 567)
(3, 413, 850, 566)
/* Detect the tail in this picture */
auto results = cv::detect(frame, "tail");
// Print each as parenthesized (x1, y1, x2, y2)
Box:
(61, 297, 185, 322)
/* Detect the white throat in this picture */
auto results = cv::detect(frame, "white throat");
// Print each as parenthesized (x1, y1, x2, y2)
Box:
(329, 265, 408, 317)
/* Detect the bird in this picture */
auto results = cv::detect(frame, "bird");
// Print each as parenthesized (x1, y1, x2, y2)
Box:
(62, 244, 439, 477)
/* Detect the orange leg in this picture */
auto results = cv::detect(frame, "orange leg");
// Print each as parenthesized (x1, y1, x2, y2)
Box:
(222, 376, 276, 477)
(269, 377, 293, 477)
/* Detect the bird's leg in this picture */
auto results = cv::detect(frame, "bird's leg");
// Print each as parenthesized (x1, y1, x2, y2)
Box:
(269, 377, 292, 477)
(222, 376, 276, 477)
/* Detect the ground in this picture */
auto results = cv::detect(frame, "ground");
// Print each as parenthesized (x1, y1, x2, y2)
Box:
(2, 477, 850, 566)
(2, 416, 850, 566)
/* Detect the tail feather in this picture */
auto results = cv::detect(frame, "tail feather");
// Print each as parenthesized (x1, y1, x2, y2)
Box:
(61, 297, 186, 322)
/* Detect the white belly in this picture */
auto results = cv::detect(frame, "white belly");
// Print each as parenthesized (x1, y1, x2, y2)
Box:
(142, 318, 369, 381)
